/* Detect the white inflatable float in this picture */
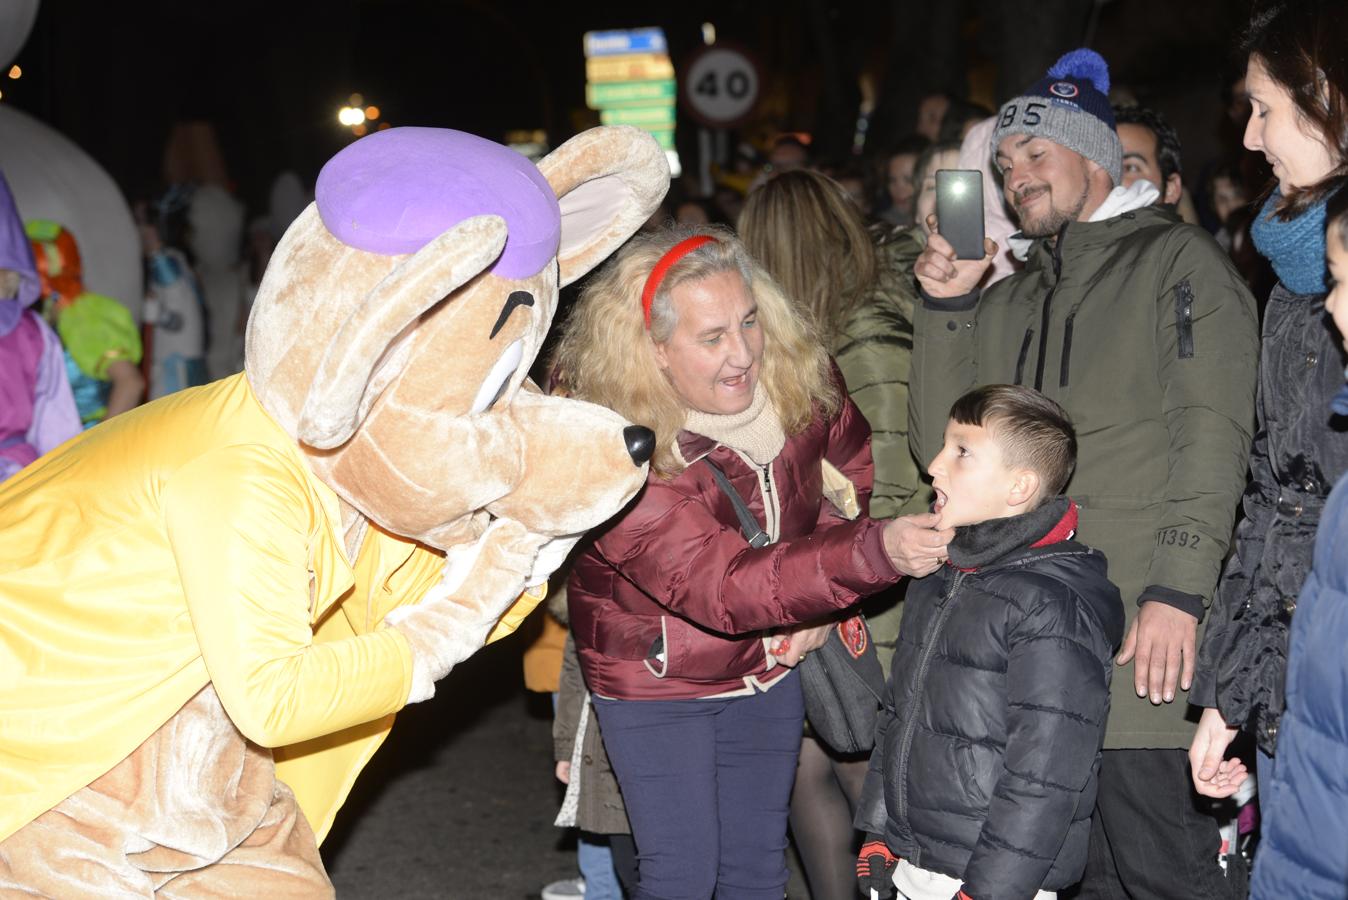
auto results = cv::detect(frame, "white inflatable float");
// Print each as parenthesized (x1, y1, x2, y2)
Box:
(0, 0, 143, 317)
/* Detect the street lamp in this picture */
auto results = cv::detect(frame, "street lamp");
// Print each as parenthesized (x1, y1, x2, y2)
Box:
(338, 95, 384, 136)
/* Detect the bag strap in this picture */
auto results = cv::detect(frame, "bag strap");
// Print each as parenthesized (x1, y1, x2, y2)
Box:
(704, 458, 894, 715)
(702, 459, 771, 548)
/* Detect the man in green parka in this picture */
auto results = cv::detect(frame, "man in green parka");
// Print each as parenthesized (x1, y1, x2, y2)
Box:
(908, 49, 1258, 899)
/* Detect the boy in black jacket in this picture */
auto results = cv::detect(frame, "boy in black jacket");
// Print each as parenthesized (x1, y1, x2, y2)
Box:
(856, 385, 1124, 900)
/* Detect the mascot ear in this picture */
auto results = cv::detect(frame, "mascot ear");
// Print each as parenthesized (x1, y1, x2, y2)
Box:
(537, 126, 670, 288)
(297, 215, 508, 449)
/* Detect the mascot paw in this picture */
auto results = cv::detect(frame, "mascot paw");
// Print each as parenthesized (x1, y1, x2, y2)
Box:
(386, 518, 550, 702)
(527, 532, 582, 590)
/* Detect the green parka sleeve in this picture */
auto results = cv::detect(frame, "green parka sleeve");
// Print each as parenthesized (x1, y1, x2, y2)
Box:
(1144, 229, 1259, 607)
(834, 226, 931, 519)
(907, 288, 982, 474)
(834, 302, 924, 518)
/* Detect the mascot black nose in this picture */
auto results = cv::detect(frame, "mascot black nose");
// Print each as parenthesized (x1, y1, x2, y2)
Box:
(624, 426, 656, 466)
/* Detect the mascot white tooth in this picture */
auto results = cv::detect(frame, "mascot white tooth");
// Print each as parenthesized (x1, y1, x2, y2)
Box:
(0, 125, 669, 895)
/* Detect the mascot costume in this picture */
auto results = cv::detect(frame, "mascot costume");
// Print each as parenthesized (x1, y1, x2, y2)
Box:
(0, 124, 668, 896)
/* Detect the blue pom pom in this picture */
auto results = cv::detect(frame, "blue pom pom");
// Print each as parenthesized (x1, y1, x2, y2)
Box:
(1047, 48, 1110, 96)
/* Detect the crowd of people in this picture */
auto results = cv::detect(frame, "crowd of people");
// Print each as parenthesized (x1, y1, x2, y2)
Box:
(2, 1, 1347, 898)
(1, 125, 304, 478)
(534, 2, 1348, 900)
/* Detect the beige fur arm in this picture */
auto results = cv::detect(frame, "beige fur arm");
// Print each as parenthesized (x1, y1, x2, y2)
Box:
(385, 518, 550, 703)
(528, 532, 582, 588)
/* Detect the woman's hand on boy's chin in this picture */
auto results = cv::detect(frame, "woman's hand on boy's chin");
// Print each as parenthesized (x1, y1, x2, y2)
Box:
(882, 513, 953, 578)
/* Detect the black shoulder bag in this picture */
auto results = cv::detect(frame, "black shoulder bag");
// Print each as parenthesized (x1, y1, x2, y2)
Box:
(702, 459, 890, 754)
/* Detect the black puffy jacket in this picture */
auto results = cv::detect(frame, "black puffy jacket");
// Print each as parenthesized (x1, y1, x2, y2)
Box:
(1193, 284, 1348, 755)
(856, 498, 1124, 900)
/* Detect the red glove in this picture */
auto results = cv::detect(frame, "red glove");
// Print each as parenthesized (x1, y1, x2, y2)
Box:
(856, 839, 899, 899)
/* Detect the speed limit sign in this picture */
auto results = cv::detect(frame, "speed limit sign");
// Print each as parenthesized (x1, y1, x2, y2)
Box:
(680, 44, 761, 129)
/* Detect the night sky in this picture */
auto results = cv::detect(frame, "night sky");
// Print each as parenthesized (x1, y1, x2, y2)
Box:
(8, 1, 744, 209)
(6, 0, 1249, 216)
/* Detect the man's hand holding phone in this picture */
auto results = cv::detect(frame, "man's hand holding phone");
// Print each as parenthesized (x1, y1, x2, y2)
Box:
(914, 218, 999, 299)
(915, 168, 998, 299)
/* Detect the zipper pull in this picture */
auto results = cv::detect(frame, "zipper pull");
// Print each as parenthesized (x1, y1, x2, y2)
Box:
(759, 462, 777, 543)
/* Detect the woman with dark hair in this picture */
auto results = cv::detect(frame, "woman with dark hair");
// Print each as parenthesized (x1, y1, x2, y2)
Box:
(1246, 184, 1348, 899)
(1189, 0, 1348, 807)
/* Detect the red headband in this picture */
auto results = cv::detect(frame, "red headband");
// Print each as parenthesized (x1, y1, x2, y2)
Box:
(641, 235, 718, 330)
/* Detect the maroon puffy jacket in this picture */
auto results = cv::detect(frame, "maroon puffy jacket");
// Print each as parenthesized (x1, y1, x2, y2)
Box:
(569, 389, 903, 700)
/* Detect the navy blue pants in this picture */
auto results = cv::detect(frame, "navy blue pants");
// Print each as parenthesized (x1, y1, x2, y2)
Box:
(592, 671, 803, 900)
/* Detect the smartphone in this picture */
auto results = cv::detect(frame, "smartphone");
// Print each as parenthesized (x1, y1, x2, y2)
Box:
(935, 169, 985, 260)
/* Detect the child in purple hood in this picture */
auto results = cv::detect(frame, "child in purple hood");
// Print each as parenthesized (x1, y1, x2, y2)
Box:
(0, 171, 80, 480)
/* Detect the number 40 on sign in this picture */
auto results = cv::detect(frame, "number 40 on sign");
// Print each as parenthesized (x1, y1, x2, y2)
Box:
(680, 45, 761, 129)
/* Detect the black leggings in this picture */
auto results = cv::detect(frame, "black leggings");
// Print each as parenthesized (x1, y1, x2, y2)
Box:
(789, 734, 869, 900)
(610, 833, 638, 897)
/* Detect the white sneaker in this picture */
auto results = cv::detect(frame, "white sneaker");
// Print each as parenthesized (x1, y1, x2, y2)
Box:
(541, 876, 586, 900)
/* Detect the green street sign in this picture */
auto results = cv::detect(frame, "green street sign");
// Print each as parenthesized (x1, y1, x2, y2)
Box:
(586, 79, 677, 110)
(600, 105, 677, 127)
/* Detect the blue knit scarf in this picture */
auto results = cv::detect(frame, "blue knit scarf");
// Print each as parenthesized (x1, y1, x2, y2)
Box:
(1251, 190, 1329, 295)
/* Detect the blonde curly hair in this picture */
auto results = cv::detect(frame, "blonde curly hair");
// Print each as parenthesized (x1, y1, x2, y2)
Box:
(553, 225, 838, 478)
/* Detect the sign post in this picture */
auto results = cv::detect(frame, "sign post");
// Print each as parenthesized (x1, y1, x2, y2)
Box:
(679, 43, 761, 201)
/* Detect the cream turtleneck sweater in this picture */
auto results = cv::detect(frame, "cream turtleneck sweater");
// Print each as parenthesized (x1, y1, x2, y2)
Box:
(679, 383, 786, 466)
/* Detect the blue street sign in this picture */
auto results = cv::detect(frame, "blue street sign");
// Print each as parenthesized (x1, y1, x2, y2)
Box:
(583, 28, 668, 58)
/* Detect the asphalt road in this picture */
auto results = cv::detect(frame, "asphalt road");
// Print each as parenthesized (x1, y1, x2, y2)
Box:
(321, 632, 572, 898)
(320, 629, 814, 899)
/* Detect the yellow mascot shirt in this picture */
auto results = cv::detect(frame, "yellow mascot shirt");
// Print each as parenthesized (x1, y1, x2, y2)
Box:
(0, 373, 541, 843)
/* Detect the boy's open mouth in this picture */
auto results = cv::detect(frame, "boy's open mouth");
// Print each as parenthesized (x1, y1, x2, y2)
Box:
(933, 487, 948, 513)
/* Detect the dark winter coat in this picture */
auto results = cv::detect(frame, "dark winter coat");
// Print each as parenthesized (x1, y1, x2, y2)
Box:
(1248, 466, 1348, 899)
(909, 205, 1259, 748)
(569, 389, 903, 700)
(856, 499, 1124, 900)
(1193, 285, 1348, 755)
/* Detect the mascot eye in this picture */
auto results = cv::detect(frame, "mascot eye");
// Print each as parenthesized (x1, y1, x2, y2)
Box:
(471, 338, 524, 413)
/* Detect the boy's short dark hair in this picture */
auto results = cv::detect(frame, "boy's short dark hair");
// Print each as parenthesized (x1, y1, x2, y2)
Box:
(1328, 184, 1348, 251)
(949, 385, 1077, 498)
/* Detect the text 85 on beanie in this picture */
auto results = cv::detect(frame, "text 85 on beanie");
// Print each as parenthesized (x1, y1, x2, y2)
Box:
(990, 48, 1123, 186)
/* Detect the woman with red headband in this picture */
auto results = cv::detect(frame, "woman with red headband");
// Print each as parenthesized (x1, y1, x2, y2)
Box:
(553, 226, 951, 900)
